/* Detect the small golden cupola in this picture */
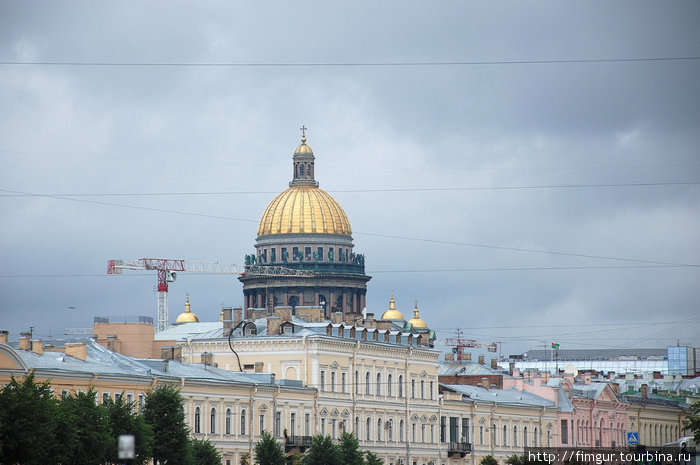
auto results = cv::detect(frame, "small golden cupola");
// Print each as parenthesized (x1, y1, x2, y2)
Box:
(174, 294, 199, 324)
(381, 292, 405, 320)
(407, 300, 427, 329)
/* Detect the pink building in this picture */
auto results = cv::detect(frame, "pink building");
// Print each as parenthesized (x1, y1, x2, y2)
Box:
(503, 370, 628, 448)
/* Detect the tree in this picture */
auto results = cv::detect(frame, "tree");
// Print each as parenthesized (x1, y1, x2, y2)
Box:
(338, 432, 364, 465)
(506, 454, 525, 465)
(0, 372, 57, 465)
(301, 434, 343, 465)
(104, 392, 153, 465)
(54, 389, 112, 465)
(364, 450, 384, 465)
(481, 455, 499, 465)
(191, 438, 222, 465)
(144, 383, 192, 465)
(684, 400, 700, 442)
(254, 430, 286, 465)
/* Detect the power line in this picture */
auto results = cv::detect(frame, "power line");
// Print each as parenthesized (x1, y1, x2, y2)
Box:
(2, 188, 697, 267)
(1, 56, 699, 68)
(1, 180, 698, 198)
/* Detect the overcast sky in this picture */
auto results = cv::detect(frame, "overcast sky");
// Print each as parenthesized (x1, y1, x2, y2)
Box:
(1, 1, 698, 356)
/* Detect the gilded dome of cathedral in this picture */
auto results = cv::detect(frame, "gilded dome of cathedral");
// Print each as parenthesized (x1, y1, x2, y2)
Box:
(257, 185, 352, 236)
(381, 293, 404, 320)
(407, 302, 427, 329)
(257, 132, 352, 237)
(174, 295, 199, 324)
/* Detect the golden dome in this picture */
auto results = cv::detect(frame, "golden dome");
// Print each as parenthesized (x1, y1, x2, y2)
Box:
(294, 136, 313, 155)
(381, 293, 405, 320)
(257, 185, 352, 236)
(407, 302, 427, 329)
(175, 295, 199, 324)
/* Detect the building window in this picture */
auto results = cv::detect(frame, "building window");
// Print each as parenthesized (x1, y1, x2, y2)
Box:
(412, 423, 417, 442)
(524, 426, 528, 447)
(365, 372, 371, 395)
(561, 420, 568, 445)
(387, 374, 393, 396)
(400, 419, 405, 442)
(331, 372, 336, 392)
(317, 247, 323, 261)
(388, 420, 393, 441)
(102, 392, 110, 404)
(341, 373, 346, 393)
(321, 418, 326, 435)
(211, 408, 216, 434)
(259, 414, 265, 434)
(241, 409, 246, 435)
(275, 411, 281, 437)
(320, 371, 325, 391)
(411, 379, 416, 398)
(431, 424, 435, 443)
(450, 417, 459, 443)
(421, 380, 425, 399)
(480, 426, 484, 445)
(138, 393, 145, 412)
(378, 419, 382, 441)
(304, 247, 311, 261)
(290, 412, 296, 435)
(305, 413, 310, 436)
(366, 417, 371, 441)
(376, 373, 382, 395)
(440, 417, 447, 443)
(194, 407, 201, 434)
(492, 424, 497, 445)
(534, 427, 538, 447)
(226, 409, 232, 435)
(462, 418, 470, 443)
(355, 371, 359, 394)
(514, 426, 518, 446)
(430, 381, 434, 399)
(355, 417, 360, 436)
(503, 425, 507, 446)
(399, 375, 403, 397)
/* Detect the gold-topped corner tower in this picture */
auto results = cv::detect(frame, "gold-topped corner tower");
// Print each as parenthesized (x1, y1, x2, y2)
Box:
(407, 300, 427, 329)
(174, 294, 199, 324)
(239, 129, 371, 318)
(381, 292, 405, 321)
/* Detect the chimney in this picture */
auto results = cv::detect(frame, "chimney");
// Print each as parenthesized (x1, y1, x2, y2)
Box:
(200, 352, 214, 366)
(331, 312, 343, 324)
(65, 342, 87, 361)
(363, 313, 376, 328)
(31, 340, 43, 355)
(376, 320, 392, 331)
(162, 359, 169, 372)
(161, 346, 174, 360)
(233, 307, 243, 326)
(107, 335, 119, 352)
(172, 345, 182, 362)
(0, 330, 8, 345)
(267, 316, 282, 335)
(491, 359, 498, 370)
(641, 383, 648, 398)
(18, 332, 31, 351)
(274, 306, 292, 322)
(222, 307, 233, 335)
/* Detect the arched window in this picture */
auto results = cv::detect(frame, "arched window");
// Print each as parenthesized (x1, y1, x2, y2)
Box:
(225, 409, 231, 435)
(388, 419, 393, 441)
(412, 379, 416, 398)
(211, 408, 216, 434)
(355, 371, 359, 393)
(300, 164, 305, 177)
(400, 419, 405, 442)
(355, 416, 359, 436)
(503, 424, 507, 446)
(534, 427, 538, 447)
(376, 373, 382, 395)
(366, 417, 371, 441)
(398, 375, 404, 397)
(421, 423, 426, 442)
(378, 419, 382, 441)
(194, 407, 201, 433)
(514, 425, 518, 446)
(241, 409, 247, 435)
(365, 372, 371, 395)
(420, 380, 425, 399)
(524, 426, 528, 447)
(492, 424, 497, 445)
(387, 374, 393, 396)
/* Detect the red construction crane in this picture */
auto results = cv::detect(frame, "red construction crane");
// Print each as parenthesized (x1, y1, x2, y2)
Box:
(107, 258, 239, 332)
(107, 259, 315, 332)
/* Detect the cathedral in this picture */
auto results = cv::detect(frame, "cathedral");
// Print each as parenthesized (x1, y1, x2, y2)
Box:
(239, 130, 371, 318)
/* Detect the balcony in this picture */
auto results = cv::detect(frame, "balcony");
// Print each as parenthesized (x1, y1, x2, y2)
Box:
(285, 435, 312, 453)
(447, 441, 471, 457)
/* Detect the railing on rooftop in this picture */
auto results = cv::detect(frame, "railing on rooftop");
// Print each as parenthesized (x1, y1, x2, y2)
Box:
(93, 315, 154, 325)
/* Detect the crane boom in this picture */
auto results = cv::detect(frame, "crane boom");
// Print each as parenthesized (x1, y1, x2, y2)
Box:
(107, 258, 315, 332)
